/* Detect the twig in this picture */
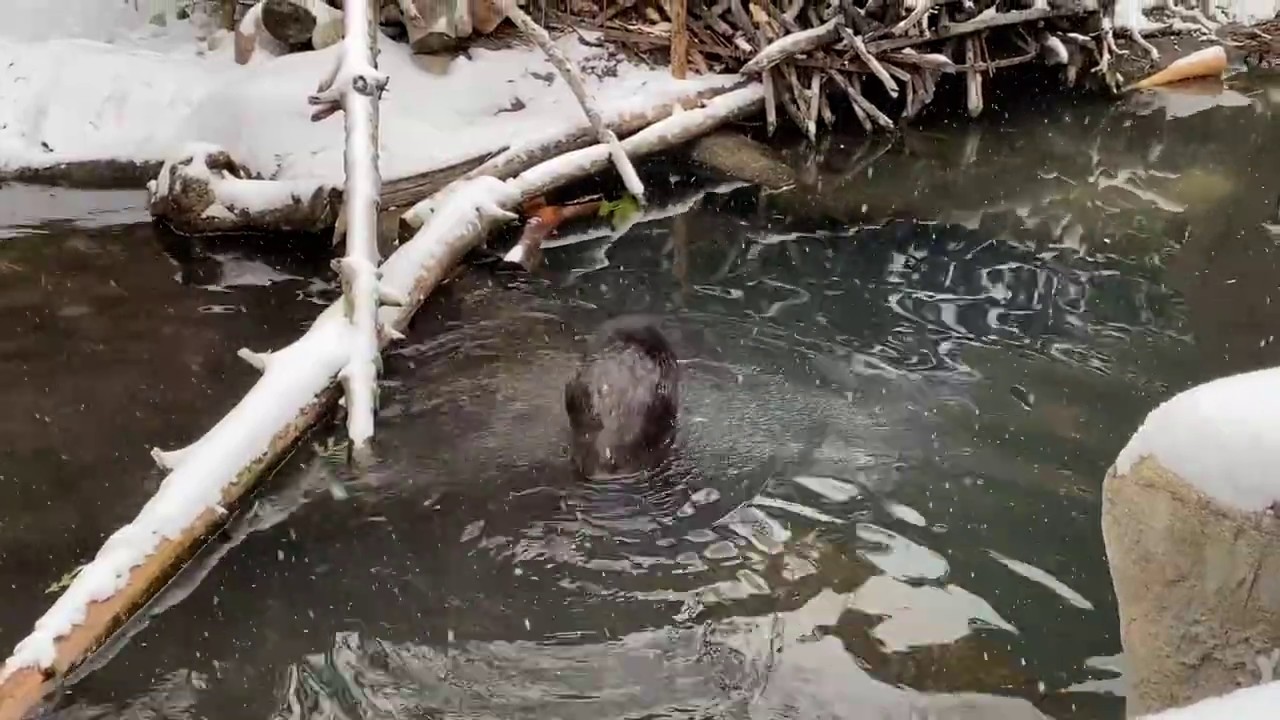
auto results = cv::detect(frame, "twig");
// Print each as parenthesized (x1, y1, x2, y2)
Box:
(502, 199, 605, 271)
(1126, 26, 1160, 62)
(829, 70, 871, 130)
(883, 49, 957, 72)
(891, 0, 933, 36)
(740, 16, 843, 74)
(778, 64, 815, 139)
(965, 36, 983, 117)
(763, 70, 779, 135)
(805, 71, 823, 139)
(505, 2, 647, 204)
(1038, 30, 1069, 65)
(842, 26, 899, 98)
(832, 70, 895, 130)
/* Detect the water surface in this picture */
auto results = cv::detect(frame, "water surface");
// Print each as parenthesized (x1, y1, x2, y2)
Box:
(1, 71, 1278, 719)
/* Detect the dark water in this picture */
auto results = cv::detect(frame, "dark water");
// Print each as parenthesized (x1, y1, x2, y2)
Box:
(2, 72, 1278, 719)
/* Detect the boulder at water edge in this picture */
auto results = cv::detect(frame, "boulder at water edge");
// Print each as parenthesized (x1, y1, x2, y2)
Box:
(1103, 367, 1280, 717)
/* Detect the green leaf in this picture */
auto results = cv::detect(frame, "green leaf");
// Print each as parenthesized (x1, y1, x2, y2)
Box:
(598, 194, 640, 230)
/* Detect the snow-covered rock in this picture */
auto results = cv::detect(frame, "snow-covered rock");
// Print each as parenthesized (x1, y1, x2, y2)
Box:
(147, 143, 340, 234)
(1104, 367, 1280, 716)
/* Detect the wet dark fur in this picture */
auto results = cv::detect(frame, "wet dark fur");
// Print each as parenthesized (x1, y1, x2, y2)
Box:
(564, 318, 680, 479)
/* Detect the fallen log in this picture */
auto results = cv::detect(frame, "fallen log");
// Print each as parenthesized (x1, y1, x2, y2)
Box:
(0, 82, 764, 720)
(402, 86, 764, 229)
(385, 80, 748, 214)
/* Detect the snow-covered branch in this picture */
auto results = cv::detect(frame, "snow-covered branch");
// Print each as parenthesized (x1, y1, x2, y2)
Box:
(503, 1, 647, 204)
(307, 0, 392, 459)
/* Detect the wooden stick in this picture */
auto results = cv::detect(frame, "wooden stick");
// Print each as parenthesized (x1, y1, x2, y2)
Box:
(1126, 26, 1160, 63)
(326, 0, 388, 460)
(502, 200, 605, 271)
(842, 27, 899, 98)
(505, 2, 647, 204)
(832, 69, 872, 131)
(740, 16, 842, 75)
(890, 0, 933, 35)
(866, 7, 1076, 52)
(831, 70, 895, 130)
(965, 36, 983, 117)
(763, 70, 779, 135)
(883, 49, 957, 72)
(805, 71, 823, 140)
(777, 64, 815, 138)
(670, 0, 690, 78)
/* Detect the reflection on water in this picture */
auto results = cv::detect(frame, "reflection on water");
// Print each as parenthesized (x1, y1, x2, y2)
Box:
(3, 71, 1279, 720)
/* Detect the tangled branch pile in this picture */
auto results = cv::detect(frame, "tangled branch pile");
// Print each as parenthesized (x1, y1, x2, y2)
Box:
(581, 0, 1121, 137)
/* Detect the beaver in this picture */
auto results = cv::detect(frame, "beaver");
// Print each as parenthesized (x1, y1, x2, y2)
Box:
(564, 316, 680, 479)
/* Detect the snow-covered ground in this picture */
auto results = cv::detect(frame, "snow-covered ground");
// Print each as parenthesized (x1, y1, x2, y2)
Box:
(0, 2, 739, 185)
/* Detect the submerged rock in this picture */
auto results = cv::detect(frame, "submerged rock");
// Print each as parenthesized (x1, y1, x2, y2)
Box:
(688, 131, 796, 193)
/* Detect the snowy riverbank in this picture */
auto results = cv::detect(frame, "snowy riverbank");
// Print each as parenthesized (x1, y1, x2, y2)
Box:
(0, 6, 738, 189)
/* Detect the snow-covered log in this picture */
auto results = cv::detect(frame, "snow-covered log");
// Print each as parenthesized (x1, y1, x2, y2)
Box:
(0, 82, 763, 720)
(406, 85, 764, 229)
(1103, 367, 1280, 717)
(308, 0, 391, 459)
(397, 81, 753, 231)
(503, 2, 647, 204)
(147, 144, 341, 235)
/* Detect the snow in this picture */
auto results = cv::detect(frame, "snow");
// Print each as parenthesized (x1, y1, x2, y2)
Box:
(1112, 367, 1280, 513)
(1142, 681, 1280, 719)
(0, 0, 175, 43)
(0, 12, 740, 188)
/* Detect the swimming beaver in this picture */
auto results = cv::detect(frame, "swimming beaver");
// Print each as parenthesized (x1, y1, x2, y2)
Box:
(564, 317, 680, 479)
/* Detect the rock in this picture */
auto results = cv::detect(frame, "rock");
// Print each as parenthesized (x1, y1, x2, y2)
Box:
(688, 131, 797, 192)
(1102, 454, 1280, 716)
(261, 0, 317, 45)
(147, 144, 342, 236)
(234, 3, 290, 65)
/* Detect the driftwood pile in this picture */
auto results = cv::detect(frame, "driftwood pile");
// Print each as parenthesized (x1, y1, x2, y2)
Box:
(581, 0, 1120, 137)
